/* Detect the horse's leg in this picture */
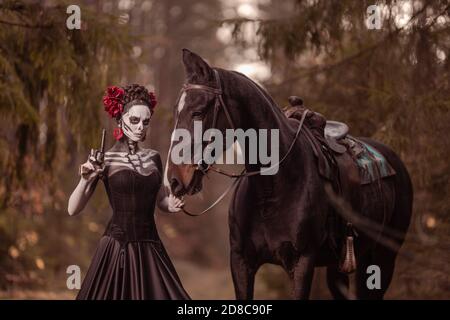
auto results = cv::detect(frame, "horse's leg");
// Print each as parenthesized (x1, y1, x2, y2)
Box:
(326, 265, 350, 299)
(291, 253, 315, 299)
(230, 250, 257, 300)
(356, 246, 397, 300)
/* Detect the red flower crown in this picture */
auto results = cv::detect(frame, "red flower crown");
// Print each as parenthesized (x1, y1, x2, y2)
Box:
(102, 85, 157, 119)
(102, 85, 157, 140)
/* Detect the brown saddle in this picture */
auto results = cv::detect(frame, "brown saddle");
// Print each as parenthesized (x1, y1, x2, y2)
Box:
(284, 97, 361, 206)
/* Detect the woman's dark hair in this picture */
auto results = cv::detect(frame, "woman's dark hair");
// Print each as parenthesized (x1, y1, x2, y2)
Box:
(122, 84, 157, 113)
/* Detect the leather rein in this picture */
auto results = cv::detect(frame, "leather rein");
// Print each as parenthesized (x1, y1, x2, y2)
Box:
(176, 69, 309, 216)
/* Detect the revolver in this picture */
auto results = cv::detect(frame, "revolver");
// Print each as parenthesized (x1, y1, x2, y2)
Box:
(80, 128, 106, 177)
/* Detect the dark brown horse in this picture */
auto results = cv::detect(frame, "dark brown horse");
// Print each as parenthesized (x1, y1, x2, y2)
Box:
(166, 49, 413, 299)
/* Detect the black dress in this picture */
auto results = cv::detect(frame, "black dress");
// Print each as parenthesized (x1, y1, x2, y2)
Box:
(76, 153, 190, 300)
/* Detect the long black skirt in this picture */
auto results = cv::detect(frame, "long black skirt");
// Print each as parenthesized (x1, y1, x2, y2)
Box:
(76, 235, 190, 300)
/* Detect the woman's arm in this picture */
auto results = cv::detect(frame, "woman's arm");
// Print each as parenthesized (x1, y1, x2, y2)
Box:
(153, 150, 184, 213)
(157, 184, 185, 213)
(67, 160, 104, 216)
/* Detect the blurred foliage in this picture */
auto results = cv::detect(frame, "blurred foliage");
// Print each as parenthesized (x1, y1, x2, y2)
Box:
(0, 0, 132, 289)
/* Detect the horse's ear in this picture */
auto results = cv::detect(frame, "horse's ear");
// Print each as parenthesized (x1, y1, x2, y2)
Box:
(182, 48, 213, 81)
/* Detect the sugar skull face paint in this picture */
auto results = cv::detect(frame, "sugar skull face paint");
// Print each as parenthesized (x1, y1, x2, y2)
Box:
(121, 104, 151, 142)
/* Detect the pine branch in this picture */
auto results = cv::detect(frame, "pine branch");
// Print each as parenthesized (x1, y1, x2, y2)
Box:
(0, 19, 52, 28)
(267, 2, 449, 87)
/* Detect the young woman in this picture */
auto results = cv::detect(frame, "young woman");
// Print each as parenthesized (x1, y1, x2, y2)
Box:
(68, 84, 190, 300)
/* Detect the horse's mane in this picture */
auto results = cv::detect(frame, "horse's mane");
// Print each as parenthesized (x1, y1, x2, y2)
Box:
(227, 70, 282, 113)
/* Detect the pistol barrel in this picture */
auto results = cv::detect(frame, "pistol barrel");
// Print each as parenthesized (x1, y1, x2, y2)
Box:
(100, 129, 106, 154)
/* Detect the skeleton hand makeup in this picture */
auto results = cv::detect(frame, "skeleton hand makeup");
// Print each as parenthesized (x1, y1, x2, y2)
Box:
(120, 104, 152, 142)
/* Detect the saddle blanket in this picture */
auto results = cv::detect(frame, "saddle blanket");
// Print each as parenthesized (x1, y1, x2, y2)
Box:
(350, 138, 396, 185)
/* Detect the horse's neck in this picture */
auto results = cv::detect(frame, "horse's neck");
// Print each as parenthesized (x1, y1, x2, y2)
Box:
(232, 80, 299, 173)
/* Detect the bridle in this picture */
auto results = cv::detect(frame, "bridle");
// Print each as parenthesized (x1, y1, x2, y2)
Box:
(174, 69, 309, 216)
(181, 69, 235, 176)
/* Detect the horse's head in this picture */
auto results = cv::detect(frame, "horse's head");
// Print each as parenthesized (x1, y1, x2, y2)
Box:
(166, 49, 240, 196)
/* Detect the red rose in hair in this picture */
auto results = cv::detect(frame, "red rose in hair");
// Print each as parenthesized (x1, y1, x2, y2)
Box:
(102, 86, 124, 119)
(108, 86, 124, 99)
